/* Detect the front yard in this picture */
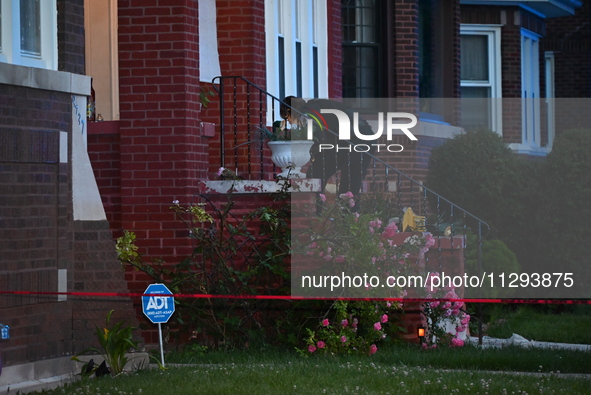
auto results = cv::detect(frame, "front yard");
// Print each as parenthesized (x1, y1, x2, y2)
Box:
(38, 343, 591, 394)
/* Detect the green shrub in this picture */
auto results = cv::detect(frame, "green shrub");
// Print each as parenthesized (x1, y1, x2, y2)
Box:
(536, 129, 591, 288)
(464, 236, 520, 298)
(425, 130, 543, 277)
(426, 130, 521, 237)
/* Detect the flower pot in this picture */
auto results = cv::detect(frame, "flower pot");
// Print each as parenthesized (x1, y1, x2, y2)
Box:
(267, 140, 314, 179)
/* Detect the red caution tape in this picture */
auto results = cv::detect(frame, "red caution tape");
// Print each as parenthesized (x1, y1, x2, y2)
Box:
(0, 290, 589, 304)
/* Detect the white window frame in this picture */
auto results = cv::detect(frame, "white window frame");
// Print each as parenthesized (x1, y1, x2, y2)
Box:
(460, 25, 503, 133)
(265, 0, 328, 122)
(544, 51, 555, 149)
(521, 28, 541, 148)
(0, 0, 57, 70)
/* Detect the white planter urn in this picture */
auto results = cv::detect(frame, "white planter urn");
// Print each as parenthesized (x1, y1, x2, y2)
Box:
(267, 140, 314, 179)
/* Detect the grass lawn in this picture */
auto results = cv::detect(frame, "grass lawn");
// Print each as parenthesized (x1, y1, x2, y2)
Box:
(37, 344, 591, 394)
(166, 343, 591, 374)
(484, 304, 591, 344)
(34, 304, 591, 394)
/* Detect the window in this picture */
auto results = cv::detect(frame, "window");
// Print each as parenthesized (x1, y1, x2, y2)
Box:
(521, 29, 541, 147)
(0, 0, 57, 69)
(342, 0, 381, 98)
(460, 25, 502, 133)
(265, 0, 328, 104)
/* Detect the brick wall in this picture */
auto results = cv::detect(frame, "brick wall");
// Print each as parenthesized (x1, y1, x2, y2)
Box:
(87, 123, 123, 237)
(545, 2, 591, 134)
(394, 0, 419, 99)
(0, 85, 137, 364)
(57, 0, 85, 74)
(216, 0, 266, 87)
(327, 0, 342, 98)
(71, 221, 138, 349)
(117, 0, 208, 278)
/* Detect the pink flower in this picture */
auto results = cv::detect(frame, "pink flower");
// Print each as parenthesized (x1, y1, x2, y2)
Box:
(340, 336, 347, 343)
(369, 344, 378, 355)
(429, 301, 440, 308)
(352, 318, 358, 328)
(341, 319, 348, 327)
(461, 315, 471, 325)
(216, 167, 225, 176)
(319, 194, 326, 202)
(386, 302, 391, 307)
(373, 322, 382, 331)
(381, 314, 389, 323)
(322, 319, 330, 327)
(450, 338, 465, 348)
(445, 290, 459, 300)
(422, 233, 436, 252)
(317, 340, 326, 349)
(308, 345, 317, 353)
(382, 222, 398, 239)
(456, 325, 467, 333)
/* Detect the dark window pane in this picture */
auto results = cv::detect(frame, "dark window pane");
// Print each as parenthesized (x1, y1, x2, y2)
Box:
(296, 41, 302, 97)
(461, 35, 489, 81)
(460, 86, 492, 131)
(313, 46, 319, 98)
(342, 0, 381, 98)
(278, 37, 285, 100)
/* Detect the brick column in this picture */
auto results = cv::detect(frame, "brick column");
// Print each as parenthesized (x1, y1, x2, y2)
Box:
(394, 0, 419, 99)
(327, 0, 343, 98)
(118, 1, 209, 275)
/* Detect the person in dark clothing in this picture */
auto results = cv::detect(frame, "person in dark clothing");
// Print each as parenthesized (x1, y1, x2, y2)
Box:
(280, 96, 375, 196)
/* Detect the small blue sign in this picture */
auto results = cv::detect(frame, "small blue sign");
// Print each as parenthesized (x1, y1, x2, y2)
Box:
(0, 324, 9, 340)
(142, 284, 175, 324)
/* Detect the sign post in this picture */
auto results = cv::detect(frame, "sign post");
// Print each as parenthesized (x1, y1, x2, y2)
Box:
(142, 283, 175, 367)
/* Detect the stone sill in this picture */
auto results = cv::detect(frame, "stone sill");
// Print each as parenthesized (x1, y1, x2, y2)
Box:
(0, 62, 90, 96)
(200, 179, 322, 194)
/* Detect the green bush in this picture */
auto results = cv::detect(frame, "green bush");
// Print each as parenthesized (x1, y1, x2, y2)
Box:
(426, 129, 591, 295)
(426, 131, 522, 236)
(536, 129, 591, 288)
(464, 236, 520, 298)
(426, 131, 544, 271)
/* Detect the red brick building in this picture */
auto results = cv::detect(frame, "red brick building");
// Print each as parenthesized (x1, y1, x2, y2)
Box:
(0, 0, 136, 374)
(0, 0, 587, 374)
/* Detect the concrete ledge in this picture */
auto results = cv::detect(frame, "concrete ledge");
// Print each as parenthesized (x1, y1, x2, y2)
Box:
(0, 63, 90, 96)
(200, 179, 322, 194)
(0, 352, 149, 393)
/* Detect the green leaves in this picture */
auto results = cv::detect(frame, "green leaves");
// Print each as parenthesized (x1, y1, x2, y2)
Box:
(72, 310, 138, 377)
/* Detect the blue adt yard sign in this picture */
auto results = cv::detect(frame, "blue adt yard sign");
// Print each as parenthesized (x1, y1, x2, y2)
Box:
(142, 283, 175, 324)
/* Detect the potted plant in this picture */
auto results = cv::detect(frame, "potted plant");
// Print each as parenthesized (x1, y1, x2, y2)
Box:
(262, 120, 314, 179)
